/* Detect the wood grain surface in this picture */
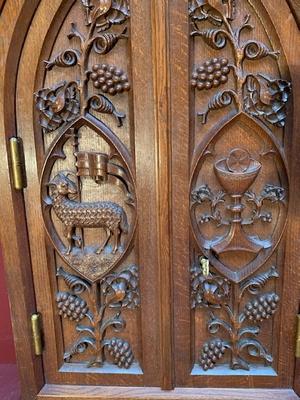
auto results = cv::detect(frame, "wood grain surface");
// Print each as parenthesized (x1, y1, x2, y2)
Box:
(0, 0, 299, 399)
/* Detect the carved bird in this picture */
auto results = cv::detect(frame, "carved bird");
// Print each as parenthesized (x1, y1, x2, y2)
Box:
(189, 0, 236, 23)
(81, 0, 112, 26)
(90, 0, 112, 23)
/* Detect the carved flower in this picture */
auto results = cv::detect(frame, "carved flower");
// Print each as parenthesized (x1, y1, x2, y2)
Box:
(244, 74, 292, 127)
(261, 184, 285, 203)
(102, 265, 139, 308)
(191, 184, 212, 203)
(191, 264, 230, 308)
(34, 81, 80, 134)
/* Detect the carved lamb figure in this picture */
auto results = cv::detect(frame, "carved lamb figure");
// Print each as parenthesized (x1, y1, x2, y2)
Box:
(47, 172, 128, 255)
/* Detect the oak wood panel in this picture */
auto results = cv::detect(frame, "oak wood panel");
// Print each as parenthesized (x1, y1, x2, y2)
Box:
(16, 1, 72, 384)
(264, 0, 300, 390)
(151, 0, 174, 390)
(130, 0, 162, 386)
(1, 0, 300, 398)
(170, 0, 300, 389)
(15, 0, 162, 389)
(0, 1, 44, 399)
(169, 0, 191, 388)
(287, 0, 300, 28)
(38, 385, 300, 400)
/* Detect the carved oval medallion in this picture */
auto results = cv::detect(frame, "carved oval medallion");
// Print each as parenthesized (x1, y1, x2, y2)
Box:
(190, 113, 289, 282)
(41, 115, 137, 282)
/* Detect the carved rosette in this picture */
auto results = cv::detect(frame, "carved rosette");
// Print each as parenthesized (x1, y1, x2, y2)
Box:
(189, 0, 291, 372)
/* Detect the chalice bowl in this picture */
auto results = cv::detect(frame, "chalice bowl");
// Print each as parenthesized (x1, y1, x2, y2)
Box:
(212, 148, 270, 255)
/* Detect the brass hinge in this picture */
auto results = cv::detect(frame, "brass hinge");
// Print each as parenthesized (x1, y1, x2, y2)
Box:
(9, 137, 27, 190)
(296, 314, 300, 358)
(31, 313, 43, 356)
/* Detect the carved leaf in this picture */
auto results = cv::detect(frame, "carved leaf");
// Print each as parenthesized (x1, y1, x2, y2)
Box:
(198, 89, 237, 123)
(44, 49, 81, 71)
(64, 336, 96, 362)
(238, 325, 260, 338)
(189, 0, 236, 23)
(189, 1, 223, 26)
(191, 28, 228, 50)
(240, 266, 279, 295)
(238, 338, 273, 364)
(243, 41, 279, 61)
(88, 94, 125, 126)
(191, 262, 230, 308)
(208, 313, 233, 336)
(57, 267, 91, 294)
(92, 29, 126, 54)
(244, 74, 292, 127)
(93, 0, 130, 32)
(261, 184, 285, 203)
(100, 312, 126, 336)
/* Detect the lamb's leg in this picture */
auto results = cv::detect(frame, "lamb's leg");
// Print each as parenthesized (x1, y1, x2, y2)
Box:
(96, 228, 111, 254)
(65, 226, 73, 255)
(112, 228, 121, 254)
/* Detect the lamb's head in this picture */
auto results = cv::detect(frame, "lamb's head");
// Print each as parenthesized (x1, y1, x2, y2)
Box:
(47, 172, 78, 198)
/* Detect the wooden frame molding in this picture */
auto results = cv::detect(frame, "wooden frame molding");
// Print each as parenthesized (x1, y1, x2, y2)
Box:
(0, 1, 44, 398)
(151, 0, 174, 390)
(38, 385, 299, 400)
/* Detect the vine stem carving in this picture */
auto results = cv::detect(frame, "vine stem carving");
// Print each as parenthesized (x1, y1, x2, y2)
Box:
(189, 1, 291, 126)
(192, 259, 280, 370)
(57, 265, 139, 368)
(36, 1, 130, 133)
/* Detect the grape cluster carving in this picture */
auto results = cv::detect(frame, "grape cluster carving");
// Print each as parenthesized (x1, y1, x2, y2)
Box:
(35, 0, 131, 133)
(189, 1, 291, 126)
(244, 293, 279, 322)
(56, 291, 89, 322)
(106, 337, 134, 369)
(56, 265, 139, 369)
(90, 63, 130, 95)
(191, 57, 230, 91)
(192, 260, 280, 371)
(199, 339, 226, 370)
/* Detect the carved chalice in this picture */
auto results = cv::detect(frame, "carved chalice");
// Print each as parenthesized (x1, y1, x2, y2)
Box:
(212, 148, 269, 255)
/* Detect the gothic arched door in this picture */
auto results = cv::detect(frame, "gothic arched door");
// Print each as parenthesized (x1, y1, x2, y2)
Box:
(0, 1, 299, 399)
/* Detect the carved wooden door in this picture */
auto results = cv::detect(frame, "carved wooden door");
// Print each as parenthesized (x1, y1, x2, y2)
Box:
(170, 0, 300, 395)
(1, 0, 164, 397)
(1, 0, 300, 399)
